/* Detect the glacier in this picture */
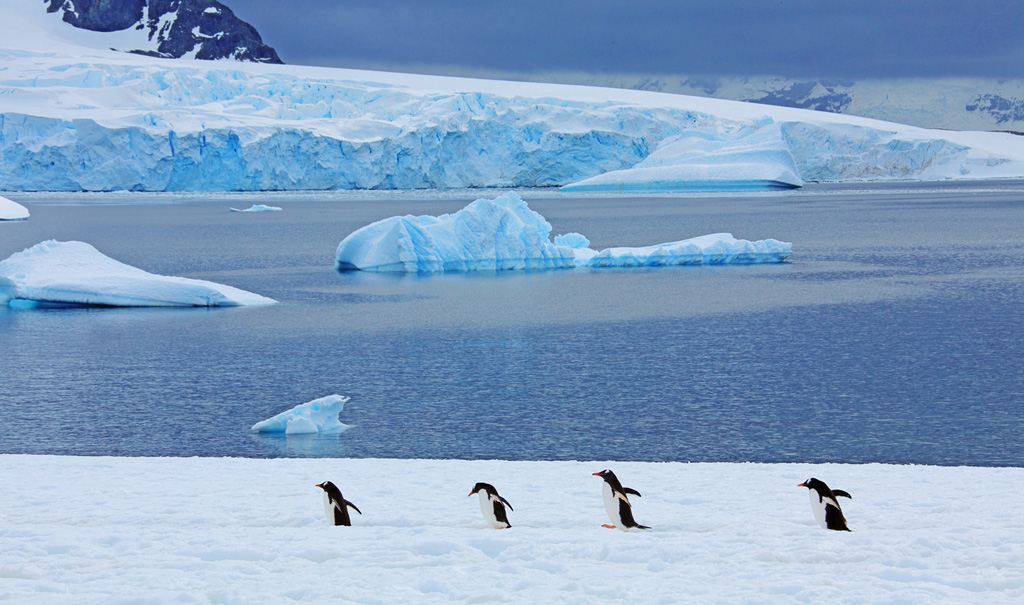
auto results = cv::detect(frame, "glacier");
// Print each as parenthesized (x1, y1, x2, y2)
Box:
(0, 240, 277, 307)
(2, 3, 1024, 193)
(251, 395, 352, 435)
(335, 192, 791, 272)
(0, 195, 30, 220)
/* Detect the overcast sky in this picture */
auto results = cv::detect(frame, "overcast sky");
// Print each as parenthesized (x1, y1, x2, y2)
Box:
(226, 0, 1024, 79)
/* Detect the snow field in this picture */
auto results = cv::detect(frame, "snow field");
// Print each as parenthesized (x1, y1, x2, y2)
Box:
(1, 455, 1021, 603)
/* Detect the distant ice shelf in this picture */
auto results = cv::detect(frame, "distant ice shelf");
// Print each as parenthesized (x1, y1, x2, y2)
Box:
(251, 395, 352, 435)
(335, 192, 791, 273)
(0, 240, 277, 307)
(230, 205, 283, 212)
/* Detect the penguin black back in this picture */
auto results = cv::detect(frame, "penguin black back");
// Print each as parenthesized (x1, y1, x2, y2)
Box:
(316, 481, 362, 526)
(798, 477, 851, 531)
(469, 482, 513, 529)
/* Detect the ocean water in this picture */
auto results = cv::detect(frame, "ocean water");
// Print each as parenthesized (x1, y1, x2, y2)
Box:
(1, 183, 1022, 465)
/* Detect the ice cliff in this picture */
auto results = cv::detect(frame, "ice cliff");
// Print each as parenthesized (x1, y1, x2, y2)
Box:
(1, 2, 1023, 192)
(335, 192, 791, 272)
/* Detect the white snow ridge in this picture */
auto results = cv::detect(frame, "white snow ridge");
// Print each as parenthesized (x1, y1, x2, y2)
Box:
(0, 240, 276, 307)
(335, 192, 791, 272)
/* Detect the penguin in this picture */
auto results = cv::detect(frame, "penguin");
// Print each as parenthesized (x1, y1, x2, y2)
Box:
(593, 469, 649, 531)
(798, 477, 851, 531)
(468, 482, 513, 529)
(315, 481, 362, 526)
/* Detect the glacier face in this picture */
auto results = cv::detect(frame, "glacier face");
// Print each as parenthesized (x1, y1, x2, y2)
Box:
(335, 192, 791, 273)
(2, 2, 1024, 193)
(0, 240, 276, 307)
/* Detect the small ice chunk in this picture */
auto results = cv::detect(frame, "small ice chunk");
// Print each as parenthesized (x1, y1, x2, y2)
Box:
(230, 205, 283, 212)
(554, 232, 590, 249)
(251, 395, 352, 434)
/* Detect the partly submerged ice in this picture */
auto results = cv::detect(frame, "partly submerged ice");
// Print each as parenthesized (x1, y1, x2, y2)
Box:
(230, 204, 283, 212)
(251, 395, 352, 435)
(335, 192, 791, 272)
(0, 240, 276, 307)
(0, 195, 29, 221)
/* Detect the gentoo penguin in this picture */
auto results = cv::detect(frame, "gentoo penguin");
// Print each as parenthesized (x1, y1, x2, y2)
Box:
(468, 482, 513, 529)
(593, 469, 650, 531)
(315, 481, 362, 526)
(798, 477, 852, 531)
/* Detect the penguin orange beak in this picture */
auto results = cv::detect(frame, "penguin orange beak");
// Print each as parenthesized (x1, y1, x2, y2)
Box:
(797, 482, 807, 487)
(315, 483, 323, 488)
(592, 472, 602, 476)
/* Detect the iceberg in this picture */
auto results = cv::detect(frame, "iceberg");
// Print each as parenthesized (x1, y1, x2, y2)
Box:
(230, 205, 283, 212)
(0, 195, 30, 220)
(250, 395, 352, 435)
(561, 119, 803, 192)
(0, 240, 277, 307)
(335, 192, 791, 273)
(335, 192, 577, 272)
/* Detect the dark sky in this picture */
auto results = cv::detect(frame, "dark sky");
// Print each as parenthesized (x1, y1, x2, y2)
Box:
(225, 0, 1024, 79)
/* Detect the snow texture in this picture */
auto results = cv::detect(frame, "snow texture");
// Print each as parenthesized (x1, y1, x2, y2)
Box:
(0, 240, 276, 307)
(0, 195, 30, 220)
(335, 192, 791, 272)
(1, 455, 1021, 603)
(2, 3, 1024, 193)
(251, 395, 352, 435)
(230, 204, 282, 212)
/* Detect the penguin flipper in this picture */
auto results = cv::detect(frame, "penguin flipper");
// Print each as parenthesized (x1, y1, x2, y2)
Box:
(833, 489, 852, 499)
(345, 499, 362, 515)
(497, 495, 513, 511)
(623, 487, 642, 498)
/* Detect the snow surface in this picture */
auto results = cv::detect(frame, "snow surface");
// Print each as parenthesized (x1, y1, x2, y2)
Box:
(2, 2, 1024, 192)
(0, 195, 30, 220)
(251, 395, 352, 435)
(0, 240, 276, 307)
(1, 455, 1021, 603)
(335, 192, 790, 272)
(230, 204, 282, 212)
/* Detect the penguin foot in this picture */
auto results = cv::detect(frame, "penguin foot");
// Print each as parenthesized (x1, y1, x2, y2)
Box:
(602, 524, 617, 529)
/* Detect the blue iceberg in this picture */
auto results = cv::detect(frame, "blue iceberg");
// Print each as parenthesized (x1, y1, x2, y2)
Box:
(251, 395, 352, 435)
(335, 192, 791, 273)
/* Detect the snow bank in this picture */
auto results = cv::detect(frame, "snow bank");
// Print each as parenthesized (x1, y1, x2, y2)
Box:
(1, 455, 1021, 603)
(251, 395, 352, 434)
(0, 195, 29, 220)
(0, 240, 276, 307)
(335, 192, 790, 272)
(230, 204, 282, 212)
(1, 2, 1024, 192)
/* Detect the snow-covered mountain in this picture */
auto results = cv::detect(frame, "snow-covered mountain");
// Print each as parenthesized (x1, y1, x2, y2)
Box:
(518, 73, 1024, 134)
(2, 1, 1024, 193)
(44, 0, 281, 63)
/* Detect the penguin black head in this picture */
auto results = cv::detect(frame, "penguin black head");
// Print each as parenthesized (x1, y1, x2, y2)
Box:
(469, 482, 497, 497)
(593, 469, 614, 479)
(316, 481, 340, 495)
(798, 478, 825, 492)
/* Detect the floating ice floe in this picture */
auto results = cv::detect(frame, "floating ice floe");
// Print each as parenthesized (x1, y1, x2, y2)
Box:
(0, 195, 30, 220)
(335, 192, 791, 272)
(0, 240, 277, 307)
(251, 395, 352, 435)
(230, 205, 283, 212)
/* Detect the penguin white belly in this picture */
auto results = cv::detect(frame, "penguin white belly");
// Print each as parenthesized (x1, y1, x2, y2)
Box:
(477, 492, 505, 529)
(323, 491, 335, 524)
(807, 490, 827, 529)
(601, 482, 621, 528)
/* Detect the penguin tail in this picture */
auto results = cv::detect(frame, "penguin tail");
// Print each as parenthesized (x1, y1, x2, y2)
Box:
(635, 524, 651, 530)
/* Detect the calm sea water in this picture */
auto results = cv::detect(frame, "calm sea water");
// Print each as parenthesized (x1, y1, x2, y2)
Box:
(1, 183, 1022, 465)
